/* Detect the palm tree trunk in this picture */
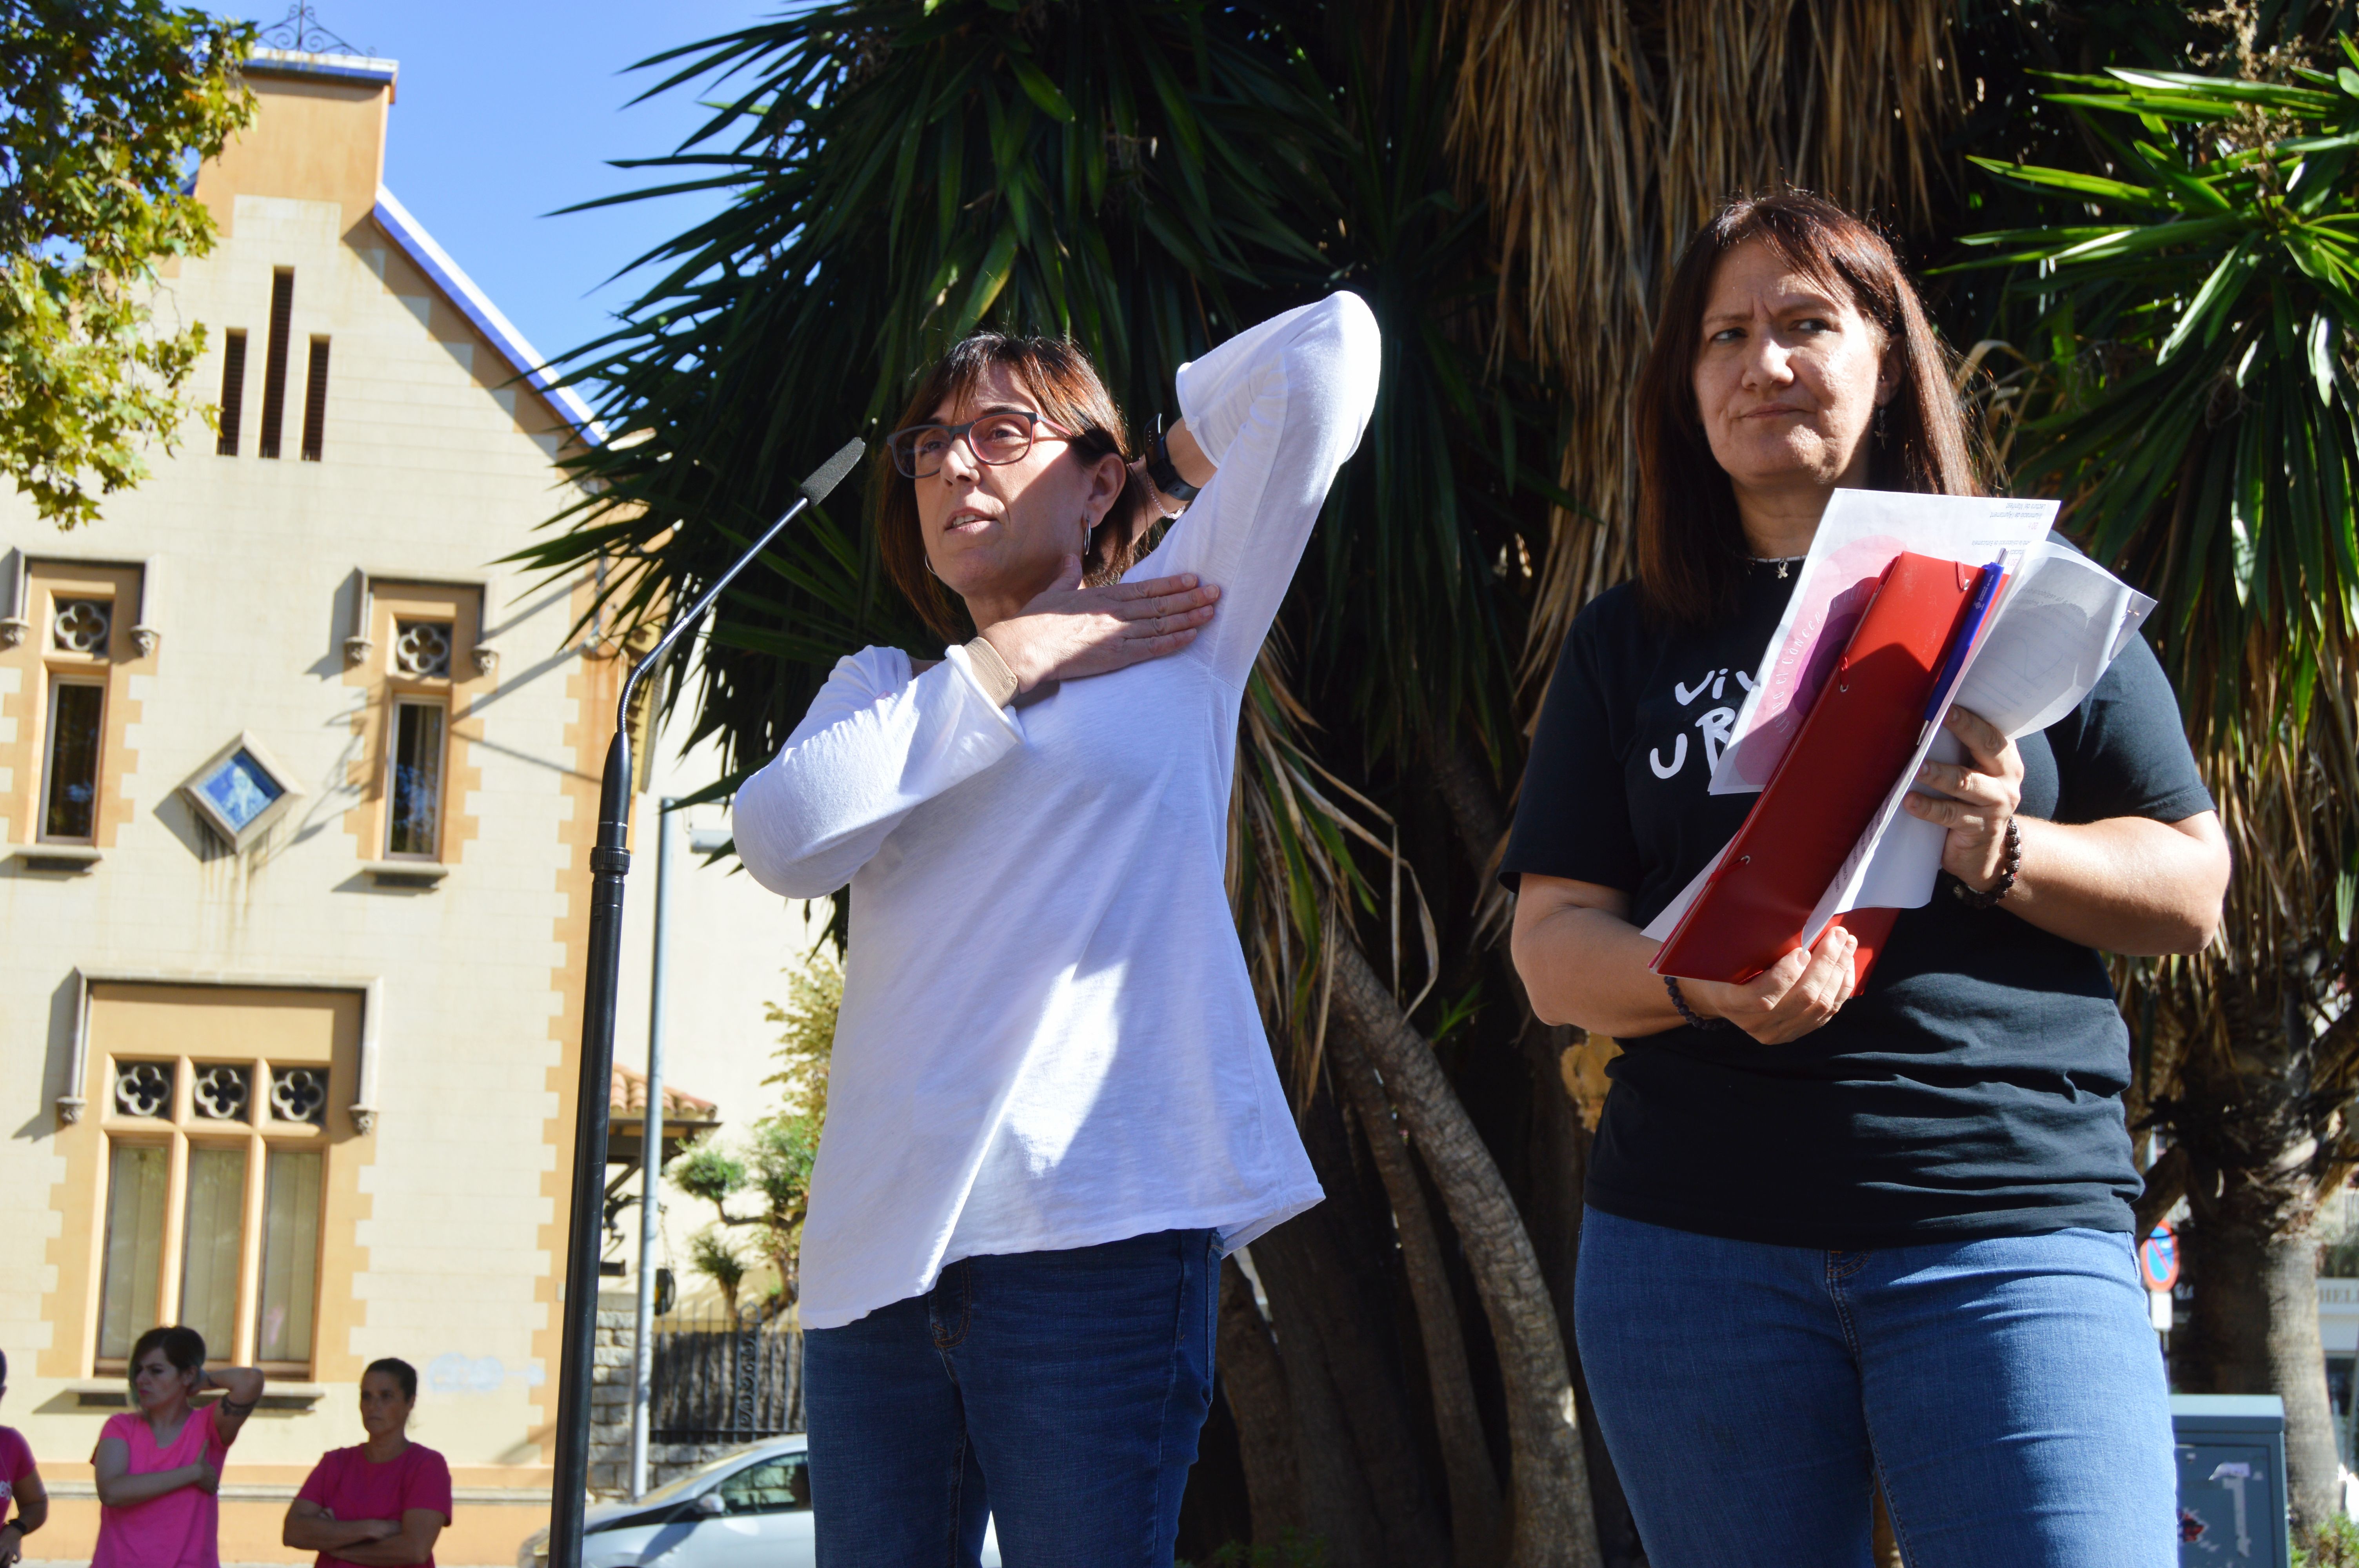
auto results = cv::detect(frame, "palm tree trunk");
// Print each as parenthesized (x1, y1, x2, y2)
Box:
(1252, 1225, 1392, 1565)
(1254, 1091, 1457, 1566)
(1217, 1257, 1304, 1545)
(1332, 1029, 1508, 1566)
(1327, 936, 1601, 1568)
(2180, 1156, 2343, 1535)
(1510, 1023, 1649, 1568)
(2166, 975, 2349, 1539)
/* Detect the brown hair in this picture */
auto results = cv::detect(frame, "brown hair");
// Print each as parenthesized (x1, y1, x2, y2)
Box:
(129, 1325, 205, 1379)
(364, 1356, 418, 1402)
(1633, 191, 1981, 628)
(876, 334, 1150, 643)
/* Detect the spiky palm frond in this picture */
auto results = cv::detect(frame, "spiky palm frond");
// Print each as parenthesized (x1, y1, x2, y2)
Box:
(1954, 56, 2359, 1199)
(512, 1, 1322, 777)
(1438, 0, 1961, 696)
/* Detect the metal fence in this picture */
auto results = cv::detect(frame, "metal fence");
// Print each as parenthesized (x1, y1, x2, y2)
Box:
(651, 1300, 804, 1443)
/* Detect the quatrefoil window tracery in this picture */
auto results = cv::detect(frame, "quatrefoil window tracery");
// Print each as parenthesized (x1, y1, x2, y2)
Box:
(113, 1061, 173, 1118)
(393, 621, 452, 679)
(270, 1066, 328, 1125)
(191, 1063, 251, 1122)
(53, 598, 111, 654)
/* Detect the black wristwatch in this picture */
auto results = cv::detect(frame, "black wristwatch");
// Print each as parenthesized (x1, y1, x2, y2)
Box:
(1146, 419, 1199, 504)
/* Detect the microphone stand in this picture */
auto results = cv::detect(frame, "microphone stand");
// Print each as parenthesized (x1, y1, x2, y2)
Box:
(546, 437, 865, 1568)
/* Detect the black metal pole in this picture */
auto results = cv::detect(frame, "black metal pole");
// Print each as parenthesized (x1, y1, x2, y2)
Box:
(545, 437, 865, 1566)
(547, 729, 633, 1568)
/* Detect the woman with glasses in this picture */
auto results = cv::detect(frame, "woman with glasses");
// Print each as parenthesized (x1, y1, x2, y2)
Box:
(733, 292, 1380, 1567)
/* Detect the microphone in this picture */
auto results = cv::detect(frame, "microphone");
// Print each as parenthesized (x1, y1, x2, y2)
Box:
(547, 436, 865, 1568)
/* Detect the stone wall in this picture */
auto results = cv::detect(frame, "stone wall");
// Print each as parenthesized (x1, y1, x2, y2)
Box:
(587, 1292, 803, 1499)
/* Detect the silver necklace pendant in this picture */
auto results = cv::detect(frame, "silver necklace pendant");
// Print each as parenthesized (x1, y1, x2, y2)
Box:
(1776, 560, 1791, 579)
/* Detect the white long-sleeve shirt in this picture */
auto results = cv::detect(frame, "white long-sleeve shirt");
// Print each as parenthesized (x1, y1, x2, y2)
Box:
(734, 294, 1381, 1330)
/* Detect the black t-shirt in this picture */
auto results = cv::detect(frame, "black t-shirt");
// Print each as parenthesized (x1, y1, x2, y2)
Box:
(1501, 557, 2214, 1248)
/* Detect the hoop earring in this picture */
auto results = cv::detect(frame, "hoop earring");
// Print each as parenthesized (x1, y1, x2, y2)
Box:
(924, 552, 943, 581)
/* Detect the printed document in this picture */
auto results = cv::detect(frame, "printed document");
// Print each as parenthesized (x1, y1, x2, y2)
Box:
(1640, 490, 2152, 947)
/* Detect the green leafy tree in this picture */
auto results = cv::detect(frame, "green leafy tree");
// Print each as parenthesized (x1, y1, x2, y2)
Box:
(1959, 42, 2359, 1533)
(0, 0, 254, 527)
(670, 947, 841, 1307)
(685, 1228, 749, 1326)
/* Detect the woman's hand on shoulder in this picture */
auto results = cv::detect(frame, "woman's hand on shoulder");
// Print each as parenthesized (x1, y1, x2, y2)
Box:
(1681, 924, 1858, 1045)
(978, 555, 1220, 691)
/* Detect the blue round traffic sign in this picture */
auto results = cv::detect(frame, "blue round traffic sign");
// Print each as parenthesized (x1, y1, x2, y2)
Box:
(2140, 1222, 2180, 1292)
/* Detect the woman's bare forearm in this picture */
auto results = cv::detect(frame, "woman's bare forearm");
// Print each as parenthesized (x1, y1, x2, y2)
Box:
(96, 1465, 200, 1506)
(2005, 814, 2227, 955)
(285, 1514, 386, 1551)
(1513, 896, 1687, 1037)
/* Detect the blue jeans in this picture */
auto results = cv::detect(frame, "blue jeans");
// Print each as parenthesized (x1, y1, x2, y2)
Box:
(804, 1228, 1218, 1568)
(1575, 1208, 2177, 1568)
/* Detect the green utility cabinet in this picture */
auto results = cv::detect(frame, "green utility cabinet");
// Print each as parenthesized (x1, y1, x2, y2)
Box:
(2172, 1394, 2289, 1566)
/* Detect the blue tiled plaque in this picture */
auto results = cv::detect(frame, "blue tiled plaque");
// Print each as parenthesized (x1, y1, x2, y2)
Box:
(195, 748, 284, 832)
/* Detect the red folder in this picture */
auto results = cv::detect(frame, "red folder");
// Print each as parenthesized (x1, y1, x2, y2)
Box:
(1653, 552, 1988, 987)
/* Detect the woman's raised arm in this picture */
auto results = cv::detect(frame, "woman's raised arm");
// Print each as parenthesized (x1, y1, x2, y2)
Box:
(1142, 292, 1381, 686)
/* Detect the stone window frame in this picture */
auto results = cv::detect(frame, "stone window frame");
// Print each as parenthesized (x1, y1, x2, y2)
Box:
(342, 573, 494, 885)
(58, 971, 382, 1382)
(90, 1044, 336, 1378)
(1, 554, 159, 870)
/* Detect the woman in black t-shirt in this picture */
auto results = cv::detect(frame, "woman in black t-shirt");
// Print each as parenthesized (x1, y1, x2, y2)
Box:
(1505, 194, 2229, 1567)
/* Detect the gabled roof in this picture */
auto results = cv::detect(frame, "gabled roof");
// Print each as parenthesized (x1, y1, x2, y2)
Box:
(371, 187, 607, 446)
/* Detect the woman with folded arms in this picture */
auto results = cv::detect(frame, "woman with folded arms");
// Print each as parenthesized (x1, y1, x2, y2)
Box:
(733, 292, 1379, 1566)
(283, 1358, 451, 1568)
(91, 1327, 262, 1568)
(0, 1350, 49, 1567)
(1505, 192, 2229, 1567)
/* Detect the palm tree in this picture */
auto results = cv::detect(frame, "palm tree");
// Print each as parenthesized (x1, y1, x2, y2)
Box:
(531, 6, 1587, 1559)
(1954, 44, 2359, 1537)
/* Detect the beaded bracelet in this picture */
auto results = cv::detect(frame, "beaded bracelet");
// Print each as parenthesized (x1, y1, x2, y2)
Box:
(1951, 818, 2023, 909)
(1663, 975, 1728, 1031)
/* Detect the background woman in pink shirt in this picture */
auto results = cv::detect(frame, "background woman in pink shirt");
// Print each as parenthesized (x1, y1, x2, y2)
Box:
(0, 1350, 52, 1566)
(283, 1358, 452, 1567)
(91, 1326, 264, 1568)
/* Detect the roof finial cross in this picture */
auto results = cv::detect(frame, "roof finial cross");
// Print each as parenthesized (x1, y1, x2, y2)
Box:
(256, 2, 374, 57)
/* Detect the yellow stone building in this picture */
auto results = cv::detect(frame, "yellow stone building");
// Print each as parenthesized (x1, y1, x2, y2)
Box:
(0, 45, 811, 1566)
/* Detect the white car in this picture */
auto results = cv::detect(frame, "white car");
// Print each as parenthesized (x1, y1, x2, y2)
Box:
(517, 1436, 1001, 1568)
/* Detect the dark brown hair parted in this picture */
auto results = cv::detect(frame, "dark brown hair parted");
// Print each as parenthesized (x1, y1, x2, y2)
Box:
(1633, 191, 1983, 628)
(876, 333, 1149, 644)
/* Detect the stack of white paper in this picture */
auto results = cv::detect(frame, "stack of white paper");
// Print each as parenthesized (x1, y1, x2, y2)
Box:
(1640, 488, 2154, 947)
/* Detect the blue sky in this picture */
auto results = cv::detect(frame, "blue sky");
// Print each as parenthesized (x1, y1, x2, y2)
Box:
(217, 0, 781, 378)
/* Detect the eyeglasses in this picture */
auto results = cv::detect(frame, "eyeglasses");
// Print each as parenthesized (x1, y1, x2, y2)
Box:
(887, 410, 1073, 479)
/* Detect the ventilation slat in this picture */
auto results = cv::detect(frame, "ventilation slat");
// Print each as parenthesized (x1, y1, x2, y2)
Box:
(300, 339, 331, 461)
(258, 269, 294, 460)
(215, 330, 246, 457)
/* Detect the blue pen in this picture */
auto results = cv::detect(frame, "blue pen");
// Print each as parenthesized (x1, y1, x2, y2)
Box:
(1917, 559, 2006, 744)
